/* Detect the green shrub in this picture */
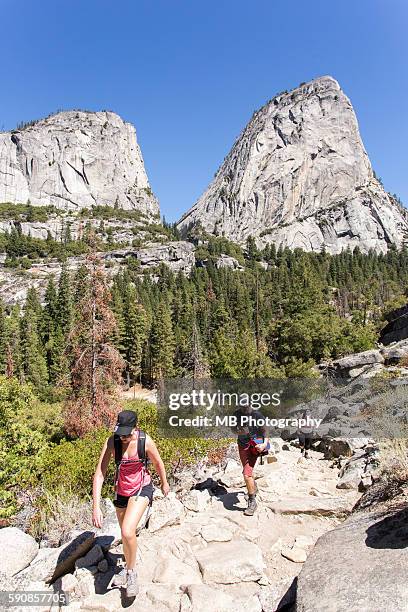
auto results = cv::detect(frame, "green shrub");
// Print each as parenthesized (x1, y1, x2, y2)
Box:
(0, 377, 49, 518)
(17, 400, 65, 442)
(0, 203, 59, 222)
(37, 428, 115, 499)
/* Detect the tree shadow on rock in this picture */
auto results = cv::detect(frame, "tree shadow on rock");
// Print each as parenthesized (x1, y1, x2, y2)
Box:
(365, 506, 408, 549)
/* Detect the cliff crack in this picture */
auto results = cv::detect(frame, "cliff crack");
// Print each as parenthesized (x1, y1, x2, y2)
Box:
(66, 161, 89, 186)
(58, 164, 71, 194)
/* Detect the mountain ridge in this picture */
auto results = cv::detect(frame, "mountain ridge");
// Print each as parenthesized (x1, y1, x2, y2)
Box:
(0, 110, 159, 218)
(177, 75, 408, 254)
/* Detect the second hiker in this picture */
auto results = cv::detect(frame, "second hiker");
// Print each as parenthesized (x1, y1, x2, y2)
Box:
(233, 405, 270, 515)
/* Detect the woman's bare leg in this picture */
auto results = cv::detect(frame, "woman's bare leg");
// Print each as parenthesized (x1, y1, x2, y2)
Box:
(115, 506, 129, 565)
(120, 496, 149, 570)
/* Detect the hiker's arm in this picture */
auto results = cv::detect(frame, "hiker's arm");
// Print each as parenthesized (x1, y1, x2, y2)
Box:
(255, 414, 269, 451)
(146, 436, 170, 496)
(255, 435, 269, 451)
(92, 436, 113, 528)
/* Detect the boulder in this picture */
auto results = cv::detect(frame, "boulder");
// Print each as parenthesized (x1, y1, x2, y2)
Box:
(359, 363, 386, 379)
(75, 544, 104, 570)
(267, 496, 353, 517)
(187, 583, 261, 612)
(186, 584, 238, 612)
(80, 589, 122, 611)
(148, 492, 185, 532)
(385, 342, 408, 364)
(294, 535, 314, 549)
(135, 241, 195, 275)
(58, 572, 79, 594)
(200, 524, 233, 543)
(223, 458, 241, 472)
(322, 437, 369, 459)
(218, 468, 245, 488)
(215, 255, 244, 271)
(153, 554, 202, 586)
(74, 567, 96, 598)
(334, 350, 384, 372)
(144, 584, 182, 611)
(297, 493, 408, 611)
(183, 489, 211, 512)
(195, 541, 265, 583)
(380, 305, 408, 345)
(336, 459, 366, 490)
(281, 545, 307, 563)
(258, 579, 297, 612)
(0, 527, 39, 576)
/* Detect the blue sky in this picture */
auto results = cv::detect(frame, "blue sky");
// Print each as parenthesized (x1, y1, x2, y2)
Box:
(2, 0, 407, 221)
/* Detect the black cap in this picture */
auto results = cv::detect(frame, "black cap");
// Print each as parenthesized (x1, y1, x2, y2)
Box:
(114, 410, 137, 436)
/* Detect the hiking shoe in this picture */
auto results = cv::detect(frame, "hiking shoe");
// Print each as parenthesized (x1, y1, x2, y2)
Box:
(111, 567, 127, 587)
(304, 451, 310, 459)
(244, 497, 257, 516)
(244, 482, 258, 501)
(126, 569, 139, 598)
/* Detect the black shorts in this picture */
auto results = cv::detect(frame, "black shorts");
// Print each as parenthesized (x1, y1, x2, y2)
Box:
(113, 482, 154, 508)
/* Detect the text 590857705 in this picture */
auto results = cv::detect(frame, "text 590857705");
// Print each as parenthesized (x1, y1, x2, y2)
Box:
(0, 591, 69, 607)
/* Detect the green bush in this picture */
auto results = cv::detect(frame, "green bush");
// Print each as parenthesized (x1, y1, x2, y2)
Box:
(79, 205, 145, 222)
(17, 400, 65, 443)
(37, 428, 115, 499)
(0, 203, 59, 222)
(0, 377, 49, 518)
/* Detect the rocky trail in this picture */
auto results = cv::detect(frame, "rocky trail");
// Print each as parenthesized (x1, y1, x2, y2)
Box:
(3, 339, 408, 611)
(1, 439, 363, 612)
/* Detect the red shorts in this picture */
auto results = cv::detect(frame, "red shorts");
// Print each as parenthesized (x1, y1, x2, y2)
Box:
(238, 444, 258, 477)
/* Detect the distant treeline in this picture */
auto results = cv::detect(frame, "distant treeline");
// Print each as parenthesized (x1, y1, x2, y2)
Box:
(0, 236, 407, 399)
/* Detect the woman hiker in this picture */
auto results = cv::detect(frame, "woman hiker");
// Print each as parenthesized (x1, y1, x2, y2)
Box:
(92, 409, 170, 597)
(233, 405, 270, 516)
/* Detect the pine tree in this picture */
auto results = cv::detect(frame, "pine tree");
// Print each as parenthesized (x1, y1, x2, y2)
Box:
(0, 299, 8, 374)
(123, 286, 148, 387)
(39, 278, 70, 386)
(57, 264, 72, 336)
(19, 292, 48, 391)
(5, 305, 21, 378)
(209, 328, 238, 378)
(48, 325, 69, 385)
(73, 264, 88, 306)
(63, 252, 125, 437)
(149, 300, 175, 381)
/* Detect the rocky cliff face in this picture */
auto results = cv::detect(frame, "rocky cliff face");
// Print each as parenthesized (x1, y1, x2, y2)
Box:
(0, 111, 159, 218)
(0, 241, 195, 306)
(178, 76, 408, 253)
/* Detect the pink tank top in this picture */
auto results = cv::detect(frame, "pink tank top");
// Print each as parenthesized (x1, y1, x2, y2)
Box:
(115, 431, 151, 496)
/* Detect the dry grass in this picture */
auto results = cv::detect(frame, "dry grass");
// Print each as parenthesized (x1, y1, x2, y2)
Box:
(378, 439, 408, 482)
(29, 490, 94, 545)
(364, 383, 408, 483)
(399, 354, 408, 368)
